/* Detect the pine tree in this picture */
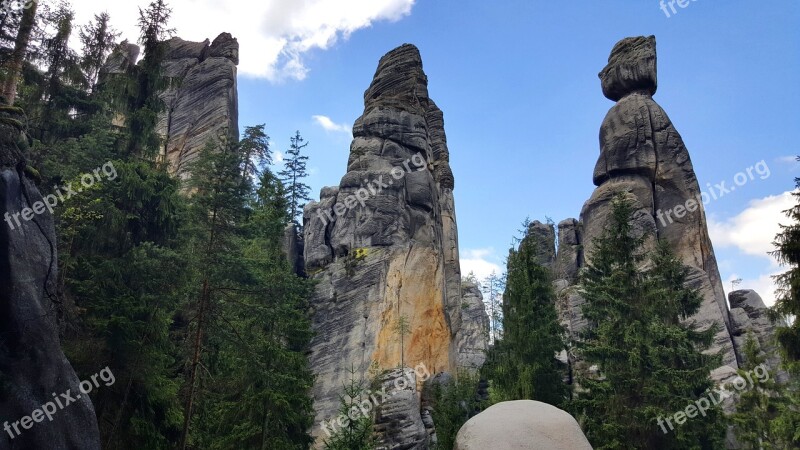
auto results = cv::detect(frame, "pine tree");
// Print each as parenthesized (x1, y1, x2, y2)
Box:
(772, 173, 800, 367)
(1, 0, 36, 104)
(126, 0, 174, 157)
(278, 130, 311, 226)
(571, 194, 726, 449)
(483, 222, 568, 407)
(393, 315, 412, 368)
(323, 366, 376, 450)
(729, 332, 795, 449)
(180, 128, 315, 449)
(481, 271, 505, 343)
(79, 12, 119, 91)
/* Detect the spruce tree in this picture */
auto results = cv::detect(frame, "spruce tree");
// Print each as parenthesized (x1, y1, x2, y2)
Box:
(483, 222, 568, 407)
(729, 332, 795, 448)
(772, 174, 800, 367)
(572, 194, 726, 449)
(323, 367, 376, 450)
(278, 130, 311, 226)
(481, 271, 505, 342)
(79, 12, 119, 91)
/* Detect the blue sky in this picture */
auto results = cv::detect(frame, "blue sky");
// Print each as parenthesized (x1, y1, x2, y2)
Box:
(73, 0, 800, 305)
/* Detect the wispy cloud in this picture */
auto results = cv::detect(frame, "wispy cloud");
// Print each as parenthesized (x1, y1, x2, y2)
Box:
(312, 115, 352, 135)
(708, 191, 795, 260)
(709, 191, 797, 307)
(70, 0, 416, 81)
(461, 248, 504, 282)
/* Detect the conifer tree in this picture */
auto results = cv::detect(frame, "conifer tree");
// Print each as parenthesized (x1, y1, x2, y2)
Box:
(482, 271, 505, 342)
(772, 173, 800, 368)
(572, 194, 726, 449)
(323, 367, 376, 450)
(278, 130, 311, 226)
(79, 12, 119, 90)
(483, 222, 568, 407)
(729, 332, 795, 449)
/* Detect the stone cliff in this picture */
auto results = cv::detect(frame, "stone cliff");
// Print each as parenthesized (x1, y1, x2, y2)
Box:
(302, 43, 485, 447)
(0, 103, 101, 449)
(157, 34, 239, 180)
(100, 33, 239, 181)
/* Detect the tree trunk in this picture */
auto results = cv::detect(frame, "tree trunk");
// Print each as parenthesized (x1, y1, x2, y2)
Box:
(2, 1, 37, 105)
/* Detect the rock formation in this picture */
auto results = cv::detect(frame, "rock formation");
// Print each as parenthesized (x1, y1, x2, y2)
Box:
(456, 281, 490, 371)
(453, 400, 593, 450)
(157, 34, 239, 180)
(728, 290, 788, 382)
(0, 104, 101, 449)
(558, 36, 738, 372)
(302, 43, 482, 447)
(373, 368, 428, 450)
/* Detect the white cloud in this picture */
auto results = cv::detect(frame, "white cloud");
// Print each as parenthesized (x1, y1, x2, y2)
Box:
(707, 191, 796, 260)
(69, 0, 415, 81)
(312, 115, 351, 135)
(273, 150, 284, 163)
(460, 248, 503, 282)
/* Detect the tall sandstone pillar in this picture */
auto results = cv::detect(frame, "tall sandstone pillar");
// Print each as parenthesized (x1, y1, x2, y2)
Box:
(574, 36, 738, 369)
(303, 44, 464, 445)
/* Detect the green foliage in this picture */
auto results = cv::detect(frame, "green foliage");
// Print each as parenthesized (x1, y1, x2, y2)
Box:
(771, 171, 800, 368)
(278, 130, 311, 226)
(179, 133, 315, 449)
(393, 315, 412, 368)
(481, 271, 505, 342)
(482, 221, 568, 407)
(570, 194, 726, 449)
(429, 372, 485, 450)
(323, 366, 376, 450)
(729, 332, 797, 448)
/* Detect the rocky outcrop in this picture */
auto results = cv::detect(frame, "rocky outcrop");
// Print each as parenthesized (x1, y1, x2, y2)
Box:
(303, 44, 468, 447)
(0, 104, 101, 449)
(728, 290, 788, 383)
(156, 33, 239, 180)
(456, 281, 490, 371)
(573, 35, 737, 369)
(454, 400, 592, 450)
(374, 368, 429, 450)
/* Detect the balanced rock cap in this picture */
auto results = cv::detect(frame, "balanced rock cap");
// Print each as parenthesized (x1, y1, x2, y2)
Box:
(599, 35, 658, 101)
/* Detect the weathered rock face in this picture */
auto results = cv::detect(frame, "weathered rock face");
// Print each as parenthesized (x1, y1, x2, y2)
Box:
(456, 281, 490, 371)
(728, 290, 788, 383)
(303, 44, 468, 447)
(0, 105, 101, 449)
(576, 35, 737, 369)
(374, 368, 429, 450)
(454, 400, 593, 450)
(156, 33, 239, 180)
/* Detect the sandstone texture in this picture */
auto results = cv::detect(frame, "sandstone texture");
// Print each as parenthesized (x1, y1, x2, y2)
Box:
(303, 44, 485, 447)
(454, 400, 592, 450)
(728, 290, 788, 383)
(577, 35, 737, 368)
(0, 105, 101, 450)
(374, 368, 429, 450)
(156, 33, 239, 180)
(456, 281, 490, 371)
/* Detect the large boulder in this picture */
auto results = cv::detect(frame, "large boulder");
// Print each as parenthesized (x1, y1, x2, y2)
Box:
(454, 400, 592, 450)
(0, 104, 101, 449)
(456, 281, 490, 371)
